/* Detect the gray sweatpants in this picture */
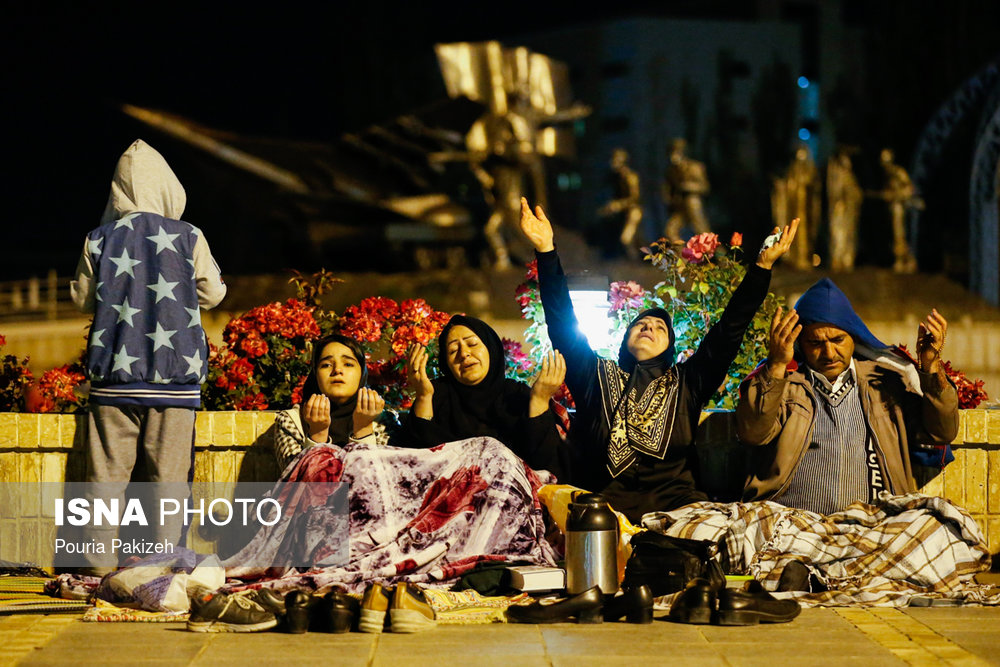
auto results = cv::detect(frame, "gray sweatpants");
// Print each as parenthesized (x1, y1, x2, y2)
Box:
(86, 404, 195, 483)
(82, 405, 195, 566)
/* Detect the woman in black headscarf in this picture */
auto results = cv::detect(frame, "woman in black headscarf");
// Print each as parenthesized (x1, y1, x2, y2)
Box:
(520, 197, 798, 523)
(273, 334, 386, 470)
(234, 332, 562, 590)
(397, 314, 570, 480)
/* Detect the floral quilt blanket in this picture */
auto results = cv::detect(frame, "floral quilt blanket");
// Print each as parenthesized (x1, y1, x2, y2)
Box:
(224, 437, 558, 595)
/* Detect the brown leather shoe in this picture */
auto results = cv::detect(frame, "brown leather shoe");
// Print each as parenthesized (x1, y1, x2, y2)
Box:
(359, 583, 393, 634)
(389, 583, 436, 633)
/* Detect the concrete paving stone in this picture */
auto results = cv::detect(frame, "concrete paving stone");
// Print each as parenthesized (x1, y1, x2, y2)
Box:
(24, 639, 206, 661)
(249, 633, 375, 647)
(194, 638, 374, 661)
(0, 616, 43, 629)
(912, 631, 1000, 657)
(46, 633, 207, 649)
(192, 651, 373, 666)
(376, 631, 543, 648)
(544, 637, 711, 656)
(717, 642, 909, 667)
(541, 620, 709, 642)
(697, 623, 866, 645)
(934, 643, 1000, 665)
(550, 648, 728, 667)
(905, 606, 1000, 622)
(393, 623, 541, 642)
(373, 641, 548, 658)
(20, 654, 194, 667)
(374, 657, 551, 667)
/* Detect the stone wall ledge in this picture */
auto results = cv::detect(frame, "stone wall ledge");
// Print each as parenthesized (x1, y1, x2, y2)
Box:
(1, 409, 997, 556)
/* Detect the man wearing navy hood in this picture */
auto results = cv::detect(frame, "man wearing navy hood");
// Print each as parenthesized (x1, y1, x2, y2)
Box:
(737, 278, 958, 514)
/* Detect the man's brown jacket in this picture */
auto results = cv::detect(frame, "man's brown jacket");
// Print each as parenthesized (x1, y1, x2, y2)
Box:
(737, 359, 959, 502)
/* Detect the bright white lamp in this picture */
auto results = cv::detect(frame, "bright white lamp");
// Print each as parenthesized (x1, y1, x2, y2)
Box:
(567, 273, 611, 351)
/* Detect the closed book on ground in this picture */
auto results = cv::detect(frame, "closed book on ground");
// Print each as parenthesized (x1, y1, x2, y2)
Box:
(506, 566, 566, 592)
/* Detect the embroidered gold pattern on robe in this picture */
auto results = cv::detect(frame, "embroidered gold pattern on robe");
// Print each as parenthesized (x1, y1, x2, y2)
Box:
(597, 359, 680, 477)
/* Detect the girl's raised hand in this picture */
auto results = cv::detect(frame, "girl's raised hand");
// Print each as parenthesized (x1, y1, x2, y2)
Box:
(352, 388, 385, 438)
(301, 393, 331, 442)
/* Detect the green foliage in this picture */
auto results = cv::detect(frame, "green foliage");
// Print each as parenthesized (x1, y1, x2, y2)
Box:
(642, 235, 783, 409)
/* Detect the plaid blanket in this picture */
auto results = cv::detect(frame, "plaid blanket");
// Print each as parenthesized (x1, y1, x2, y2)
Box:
(641, 493, 999, 607)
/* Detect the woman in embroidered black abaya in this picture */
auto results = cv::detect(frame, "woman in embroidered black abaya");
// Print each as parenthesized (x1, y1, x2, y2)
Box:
(396, 315, 570, 480)
(519, 197, 798, 523)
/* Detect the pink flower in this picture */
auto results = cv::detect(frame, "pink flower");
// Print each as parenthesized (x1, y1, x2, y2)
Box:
(729, 232, 743, 247)
(682, 233, 720, 263)
(502, 339, 533, 372)
(609, 281, 645, 312)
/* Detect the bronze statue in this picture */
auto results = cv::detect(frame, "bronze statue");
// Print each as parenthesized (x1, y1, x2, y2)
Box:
(771, 144, 821, 269)
(467, 111, 532, 270)
(827, 146, 863, 271)
(869, 148, 921, 274)
(663, 138, 711, 242)
(598, 148, 643, 258)
(434, 42, 590, 270)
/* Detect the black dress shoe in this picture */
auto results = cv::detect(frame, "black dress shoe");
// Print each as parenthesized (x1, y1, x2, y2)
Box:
(716, 582, 801, 626)
(284, 590, 313, 634)
(603, 585, 653, 623)
(506, 587, 603, 624)
(310, 588, 360, 633)
(328, 590, 360, 633)
(668, 578, 716, 625)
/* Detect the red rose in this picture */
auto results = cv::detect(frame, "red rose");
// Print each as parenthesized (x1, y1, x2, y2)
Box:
(525, 259, 538, 282)
(682, 233, 720, 263)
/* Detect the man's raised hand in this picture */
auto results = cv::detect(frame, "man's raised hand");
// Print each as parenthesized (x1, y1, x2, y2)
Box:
(916, 308, 947, 373)
(766, 306, 800, 379)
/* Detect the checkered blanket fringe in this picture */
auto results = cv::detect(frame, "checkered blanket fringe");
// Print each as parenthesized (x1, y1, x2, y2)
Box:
(641, 493, 999, 607)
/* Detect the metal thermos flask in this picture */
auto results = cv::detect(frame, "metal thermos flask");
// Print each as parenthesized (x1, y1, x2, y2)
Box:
(565, 493, 619, 595)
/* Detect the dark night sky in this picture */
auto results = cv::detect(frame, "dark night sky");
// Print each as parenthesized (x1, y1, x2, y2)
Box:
(6, 1, 999, 280)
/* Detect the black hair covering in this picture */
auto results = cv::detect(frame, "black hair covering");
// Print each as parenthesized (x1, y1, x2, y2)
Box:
(617, 307, 676, 396)
(301, 334, 368, 444)
(430, 314, 533, 442)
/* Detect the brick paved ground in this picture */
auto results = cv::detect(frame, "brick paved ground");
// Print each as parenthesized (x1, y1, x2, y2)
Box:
(3, 597, 999, 666)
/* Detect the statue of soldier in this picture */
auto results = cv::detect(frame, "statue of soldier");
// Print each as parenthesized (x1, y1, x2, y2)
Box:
(663, 138, 711, 242)
(869, 148, 921, 274)
(598, 148, 643, 258)
(827, 146, 863, 271)
(772, 144, 821, 270)
(467, 111, 532, 270)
